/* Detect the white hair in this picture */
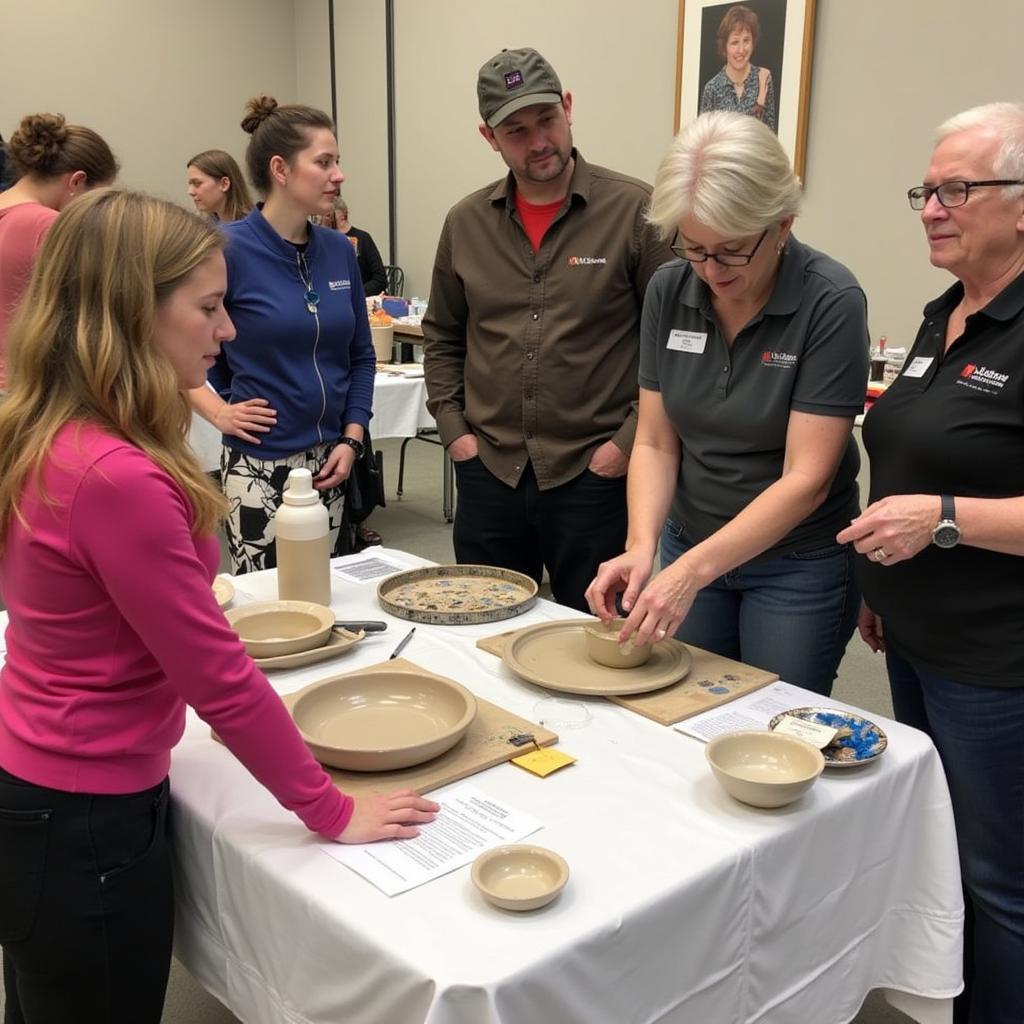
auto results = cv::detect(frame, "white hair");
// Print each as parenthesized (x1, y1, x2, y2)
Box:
(937, 102, 1024, 198)
(647, 111, 802, 240)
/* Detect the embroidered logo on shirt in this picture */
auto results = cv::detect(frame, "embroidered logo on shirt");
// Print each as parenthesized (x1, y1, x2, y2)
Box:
(760, 350, 798, 369)
(328, 279, 351, 291)
(956, 363, 1009, 394)
(567, 256, 607, 266)
(505, 70, 524, 90)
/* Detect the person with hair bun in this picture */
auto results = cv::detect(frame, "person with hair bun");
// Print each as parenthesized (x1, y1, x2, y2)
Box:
(587, 112, 868, 694)
(0, 189, 436, 1023)
(186, 147, 253, 222)
(0, 112, 118, 388)
(189, 95, 375, 573)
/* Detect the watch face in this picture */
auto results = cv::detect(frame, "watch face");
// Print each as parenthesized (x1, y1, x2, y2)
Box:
(933, 523, 961, 549)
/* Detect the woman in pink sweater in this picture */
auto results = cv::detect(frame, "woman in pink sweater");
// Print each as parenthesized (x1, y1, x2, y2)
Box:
(0, 113, 119, 390)
(0, 189, 437, 1023)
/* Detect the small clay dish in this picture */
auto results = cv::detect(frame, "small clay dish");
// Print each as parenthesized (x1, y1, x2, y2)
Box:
(226, 600, 334, 659)
(705, 730, 825, 809)
(584, 618, 653, 669)
(471, 845, 569, 912)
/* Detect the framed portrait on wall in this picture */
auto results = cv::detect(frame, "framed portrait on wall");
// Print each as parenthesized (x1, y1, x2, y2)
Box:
(674, 0, 817, 179)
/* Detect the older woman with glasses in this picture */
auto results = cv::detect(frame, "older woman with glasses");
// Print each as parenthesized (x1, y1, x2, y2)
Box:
(586, 111, 868, 694)
(837, 102, 1024, 1024)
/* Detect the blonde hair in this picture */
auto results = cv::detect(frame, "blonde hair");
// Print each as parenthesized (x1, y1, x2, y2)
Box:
(648, 111, 802, 240)
(0, 189, 227, 552)
(936, 102, 1024, 200)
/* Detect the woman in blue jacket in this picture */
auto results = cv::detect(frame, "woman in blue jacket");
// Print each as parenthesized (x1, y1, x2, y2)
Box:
(190, 96, 376, 573)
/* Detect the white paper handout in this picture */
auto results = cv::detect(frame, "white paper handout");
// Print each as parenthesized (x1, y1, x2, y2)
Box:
(675, 681, 844, 743)
(323, 783, 542, 896)
(331, 554, 408, 583)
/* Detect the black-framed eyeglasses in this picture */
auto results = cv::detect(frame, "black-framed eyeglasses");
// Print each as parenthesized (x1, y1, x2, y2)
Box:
(670, 229, 768, 266)
(907, 179, 1024, 210)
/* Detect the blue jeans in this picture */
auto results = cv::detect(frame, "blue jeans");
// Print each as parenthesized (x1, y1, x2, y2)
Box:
(886, 646, 1024, 1024)
(660, 519, 858, 695)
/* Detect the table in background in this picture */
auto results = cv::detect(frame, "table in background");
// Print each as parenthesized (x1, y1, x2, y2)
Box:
(167, 549, 963, 1024)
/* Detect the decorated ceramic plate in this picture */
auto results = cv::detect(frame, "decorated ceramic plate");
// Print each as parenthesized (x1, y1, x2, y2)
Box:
(768, 706, 888, 767)
(502, 619, 691, 696)
(377, 565, 538, 625)
(212, 576, 235, 610)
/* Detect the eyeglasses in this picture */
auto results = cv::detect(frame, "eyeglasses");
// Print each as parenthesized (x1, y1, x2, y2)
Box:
(670, 229, 768, 266)
(907, 179, 1024, 210)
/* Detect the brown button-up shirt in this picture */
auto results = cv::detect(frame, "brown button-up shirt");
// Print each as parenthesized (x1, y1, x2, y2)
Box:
(423, 151, 673, 490)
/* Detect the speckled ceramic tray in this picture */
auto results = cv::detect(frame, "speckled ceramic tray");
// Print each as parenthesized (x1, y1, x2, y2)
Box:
(769, 707, 888, 767)
(212, 576, 235, 610)
(377, 565, 538, 625)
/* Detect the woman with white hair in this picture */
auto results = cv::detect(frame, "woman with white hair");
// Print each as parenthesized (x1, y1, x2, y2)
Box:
(838, 101, 1024, 1024)
(587, 111, 868, 694)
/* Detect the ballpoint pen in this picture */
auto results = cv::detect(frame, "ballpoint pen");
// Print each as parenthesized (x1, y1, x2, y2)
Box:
(388, 627, 415, 659)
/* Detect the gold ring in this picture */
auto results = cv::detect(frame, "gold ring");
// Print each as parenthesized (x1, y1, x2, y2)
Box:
(873, 547, 888, 562)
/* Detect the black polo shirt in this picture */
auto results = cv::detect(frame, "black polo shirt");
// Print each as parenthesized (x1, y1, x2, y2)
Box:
(860, 272, 1024, 687)
(638, 237, 869, 559)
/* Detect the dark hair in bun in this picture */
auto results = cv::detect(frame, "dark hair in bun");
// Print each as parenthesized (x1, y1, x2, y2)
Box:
(9, 113, 118, 184)
(241, 95, 334, 194)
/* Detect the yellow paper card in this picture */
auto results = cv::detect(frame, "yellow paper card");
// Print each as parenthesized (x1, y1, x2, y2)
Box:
(512, 747, 576, 777)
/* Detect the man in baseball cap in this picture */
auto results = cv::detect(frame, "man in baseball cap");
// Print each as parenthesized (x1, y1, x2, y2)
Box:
(423, 46, 672, 611)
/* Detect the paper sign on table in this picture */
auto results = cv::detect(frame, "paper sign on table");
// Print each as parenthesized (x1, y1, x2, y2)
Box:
(331, 555, 407, 583)
(773, 715, 838, 748)
(675, 681, 845, 743)
(322, 783, 541, 896)
(512, 747, 576, 777)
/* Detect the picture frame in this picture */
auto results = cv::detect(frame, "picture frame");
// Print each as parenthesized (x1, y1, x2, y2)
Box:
(674, 0, 817, 180)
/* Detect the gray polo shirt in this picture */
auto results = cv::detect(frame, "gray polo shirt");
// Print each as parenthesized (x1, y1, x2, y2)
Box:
(638, 237, 869, 559)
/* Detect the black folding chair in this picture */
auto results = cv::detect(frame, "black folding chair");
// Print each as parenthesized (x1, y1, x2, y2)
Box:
(383, 265, 405, 296)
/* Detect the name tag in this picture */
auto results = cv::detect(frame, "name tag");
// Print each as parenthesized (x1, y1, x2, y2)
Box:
(902, 356, 933, 378)
(667, 329, 707, 354)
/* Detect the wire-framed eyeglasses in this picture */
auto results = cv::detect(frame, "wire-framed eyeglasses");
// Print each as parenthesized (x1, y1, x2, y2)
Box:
(907, 179, 1024, 210)
(670, 229, 768, 267)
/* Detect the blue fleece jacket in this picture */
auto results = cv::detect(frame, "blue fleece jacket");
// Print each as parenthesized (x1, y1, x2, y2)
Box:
(209, 205, 376, 460)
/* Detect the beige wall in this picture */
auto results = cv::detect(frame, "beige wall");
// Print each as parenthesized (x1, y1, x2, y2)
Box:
(1, 0, 299, 207)
(325, 0, 1024, 338)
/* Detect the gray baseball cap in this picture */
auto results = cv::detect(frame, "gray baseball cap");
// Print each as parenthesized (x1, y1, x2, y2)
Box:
(477, 48, 563, 128)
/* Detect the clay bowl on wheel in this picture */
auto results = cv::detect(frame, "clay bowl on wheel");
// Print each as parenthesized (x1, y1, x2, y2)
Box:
(584, 618, 654, 669)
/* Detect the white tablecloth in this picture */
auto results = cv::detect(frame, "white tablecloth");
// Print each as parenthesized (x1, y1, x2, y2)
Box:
(186, 375, 435, 472)
(166, 549, 963, 1024)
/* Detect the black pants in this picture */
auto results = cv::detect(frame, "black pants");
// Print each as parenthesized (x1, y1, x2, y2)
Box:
(0, 767, 173, 1024)
(453, 458, 628, 612)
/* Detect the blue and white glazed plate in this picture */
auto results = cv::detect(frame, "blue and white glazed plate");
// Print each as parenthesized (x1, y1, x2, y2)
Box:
(768, 707, 887, 768)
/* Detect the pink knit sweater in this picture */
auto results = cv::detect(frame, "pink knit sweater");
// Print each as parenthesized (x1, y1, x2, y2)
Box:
(0, 422, 351, 838)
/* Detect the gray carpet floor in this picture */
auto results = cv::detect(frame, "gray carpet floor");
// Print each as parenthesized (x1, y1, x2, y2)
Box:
(1, 436, 918, 1023)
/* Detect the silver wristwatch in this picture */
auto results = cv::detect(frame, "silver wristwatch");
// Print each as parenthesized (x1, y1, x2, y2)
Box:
(931, 495, 961, 549)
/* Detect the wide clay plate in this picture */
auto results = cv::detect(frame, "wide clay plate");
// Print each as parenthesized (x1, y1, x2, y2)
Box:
(768, 706, 888, 767)
(253, 628, 364, 671)
(212, 576, 235, 609)
(289, 661, 477, 771)
(377, 564, 537, 625)
(502, 619, 691, 696)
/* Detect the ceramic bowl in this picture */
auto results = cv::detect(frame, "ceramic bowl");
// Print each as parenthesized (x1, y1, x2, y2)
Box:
(290, 668, 477, 771)
(211, 575, 235, 610)
(226, 601, 334, 659)
(584, 618, 653, 669)
(705, 730, 825, 809)
(471, 845, 569, 911)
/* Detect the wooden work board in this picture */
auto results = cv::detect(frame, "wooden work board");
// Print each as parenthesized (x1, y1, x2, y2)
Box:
(476, 629, 777, 727)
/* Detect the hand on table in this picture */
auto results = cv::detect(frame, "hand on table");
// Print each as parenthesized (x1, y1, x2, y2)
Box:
(334, 790, 440, 843)
(586, 440, 628, 478)
(213, 398, 277, 445)
(836, 494, 941, 566)
(856, 601, 885, 654)
(315, 443, 356, 491)
(447, 433, 479, 462)
(585, 548, 655, 623)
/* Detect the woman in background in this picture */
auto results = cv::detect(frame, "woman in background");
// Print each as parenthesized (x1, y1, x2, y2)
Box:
(0, 189, 435, 1023)
(185, 148, 253, 222)
(318, 194, 387, 296)
(0, 112, 117, 388)
(700, 4, 776, 133)
(189, 96, 376, 573)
